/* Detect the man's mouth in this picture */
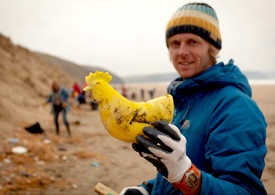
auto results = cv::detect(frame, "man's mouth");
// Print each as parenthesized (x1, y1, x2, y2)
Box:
(179, 61, 193, 66)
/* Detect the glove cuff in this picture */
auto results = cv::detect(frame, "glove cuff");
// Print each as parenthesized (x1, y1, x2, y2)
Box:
(140, 181, 153, 194)
(137, 186, 149, 195)
(167, 155, 192, 183)
(119, 186, 149, 195)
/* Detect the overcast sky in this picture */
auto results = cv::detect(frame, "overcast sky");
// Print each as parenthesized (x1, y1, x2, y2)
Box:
(1, 0, 274, 77)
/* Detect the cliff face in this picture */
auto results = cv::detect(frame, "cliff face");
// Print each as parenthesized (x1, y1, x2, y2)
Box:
(0, 34, 75, 138)
(34, 52, 125, 84)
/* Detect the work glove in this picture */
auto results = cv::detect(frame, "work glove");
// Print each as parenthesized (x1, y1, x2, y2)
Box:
(132, 120, 191, 183)
(62, 102, 67, 108)
(119, 186, 149, 195)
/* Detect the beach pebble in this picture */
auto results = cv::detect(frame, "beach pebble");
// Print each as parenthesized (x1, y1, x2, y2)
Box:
(3, 158, 11, 164)
(12, 146, 27, 154)
(44, 139, 51, 144)
(8, 138, 19, 144)
(72, 184, 78, 188)
(91, 162, 99, 167)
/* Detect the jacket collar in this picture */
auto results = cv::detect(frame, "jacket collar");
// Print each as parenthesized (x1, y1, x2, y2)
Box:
(168, 60, 251, 98)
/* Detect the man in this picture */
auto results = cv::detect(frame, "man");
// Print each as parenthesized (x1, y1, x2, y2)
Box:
(44, 81, 71, 137)
(120, 2, 266, 195)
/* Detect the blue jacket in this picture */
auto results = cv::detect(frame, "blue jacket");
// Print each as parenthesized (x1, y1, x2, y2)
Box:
(46, 85, 71, 113)
(142, 60, 267, 194)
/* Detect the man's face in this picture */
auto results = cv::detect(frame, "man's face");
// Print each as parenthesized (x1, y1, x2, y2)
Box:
(52, 82, 59, 92)
(168, 33, 212, 79)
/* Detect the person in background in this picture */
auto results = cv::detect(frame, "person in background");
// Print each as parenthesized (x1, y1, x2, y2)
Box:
(122, 86, 127, 98)
(43, 81, 71, 137)
(141, 88, 145, 100)
(120, 2, 267, 195)
(72, 82, 81, 107)
(148, 88, 156, 99)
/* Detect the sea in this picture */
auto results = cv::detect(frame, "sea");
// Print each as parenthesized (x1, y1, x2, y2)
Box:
(124, 79, 275, 86)
(154, 79, 275, 86)
(248, 79, 275, 85)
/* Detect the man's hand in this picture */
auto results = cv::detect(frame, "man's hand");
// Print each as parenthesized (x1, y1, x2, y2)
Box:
(132, 120, 191, 183)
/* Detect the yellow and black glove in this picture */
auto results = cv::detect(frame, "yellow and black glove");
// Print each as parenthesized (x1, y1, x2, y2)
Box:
(132, 120, 191, 183)
(62, 102, 67, 108)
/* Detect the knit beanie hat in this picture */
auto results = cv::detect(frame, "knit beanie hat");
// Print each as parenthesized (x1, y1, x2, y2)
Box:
(165, 2, 222, 49)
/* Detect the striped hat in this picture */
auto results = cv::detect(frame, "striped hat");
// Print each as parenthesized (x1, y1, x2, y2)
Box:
(166, 3, 222, 49)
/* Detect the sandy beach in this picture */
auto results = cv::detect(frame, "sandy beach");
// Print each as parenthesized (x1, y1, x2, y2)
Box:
(0, 83, 274, 195)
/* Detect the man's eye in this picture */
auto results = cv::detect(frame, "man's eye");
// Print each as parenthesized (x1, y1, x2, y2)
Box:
(188, 39, 197, 45)
(170, 41, 180, 47)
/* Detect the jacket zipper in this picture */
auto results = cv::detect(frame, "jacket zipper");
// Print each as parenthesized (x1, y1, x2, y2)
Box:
(179, 104, 190, 124)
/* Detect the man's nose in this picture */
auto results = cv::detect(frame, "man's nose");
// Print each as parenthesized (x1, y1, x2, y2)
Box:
(178, 43, 189, 56)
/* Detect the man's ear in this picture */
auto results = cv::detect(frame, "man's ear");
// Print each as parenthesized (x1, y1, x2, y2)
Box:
(168, 51, 172, 62)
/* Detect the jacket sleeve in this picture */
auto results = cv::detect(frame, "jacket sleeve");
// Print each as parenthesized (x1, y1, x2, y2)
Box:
(61, 87, 70, 102)
(46, 93, 52, 103)
(200, 88, 267, 195)
(140, 178, 156, 194)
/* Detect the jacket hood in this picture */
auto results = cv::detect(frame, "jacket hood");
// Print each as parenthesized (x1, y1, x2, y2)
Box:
(168, 59, 252, 97)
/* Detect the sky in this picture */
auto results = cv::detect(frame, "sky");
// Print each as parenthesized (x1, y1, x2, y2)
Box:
(1, 0, 275, 77)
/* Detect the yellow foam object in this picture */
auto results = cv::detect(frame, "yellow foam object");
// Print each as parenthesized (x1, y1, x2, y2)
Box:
(83, 71, 174, 143)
